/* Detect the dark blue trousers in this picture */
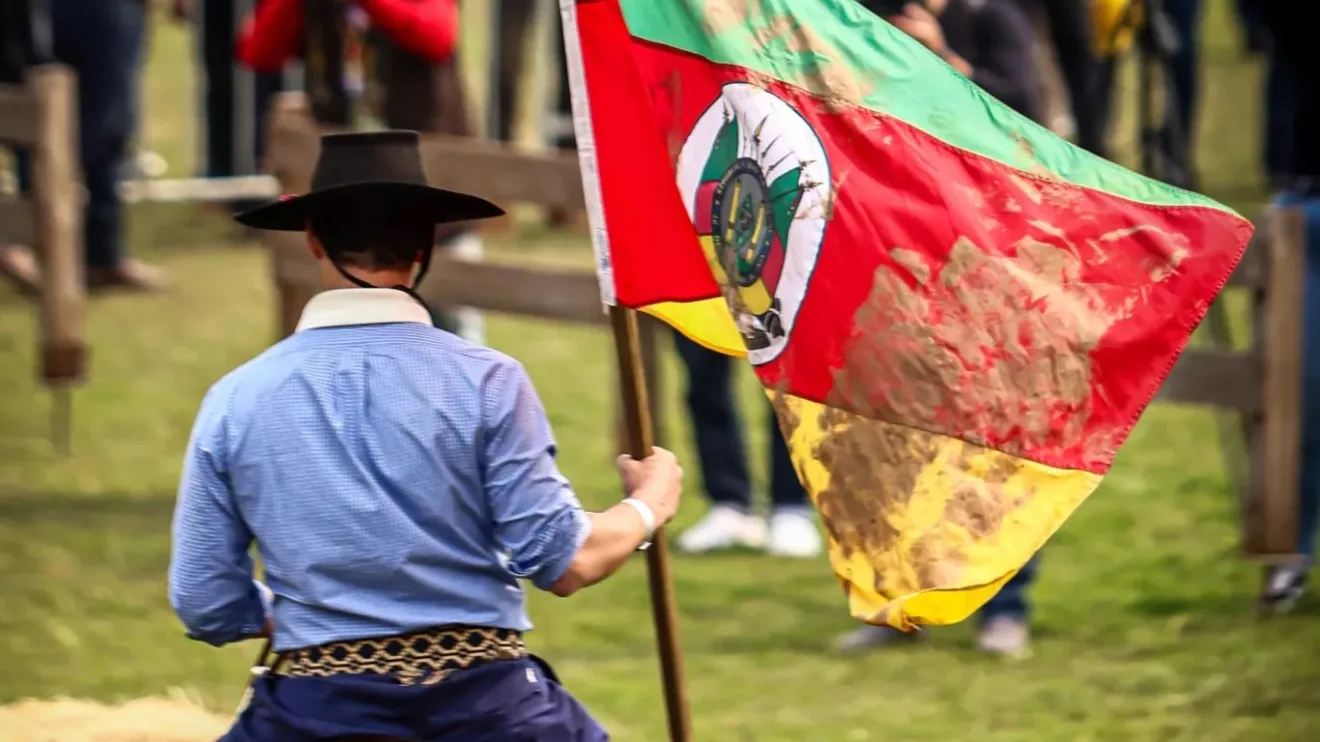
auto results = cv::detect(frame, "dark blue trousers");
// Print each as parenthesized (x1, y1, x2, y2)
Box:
(672, 332, 807, 510)
(1159, 0, 1202, 174)
(1264, 48, 1298, 185)
(23, 0, 145, 268)
(201, 0, 284, 183)
(980, 555, 1039, 623)
(224, 657, 608, 742)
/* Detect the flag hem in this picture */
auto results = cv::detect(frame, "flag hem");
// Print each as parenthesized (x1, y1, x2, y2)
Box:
(559, 0, 617, 308)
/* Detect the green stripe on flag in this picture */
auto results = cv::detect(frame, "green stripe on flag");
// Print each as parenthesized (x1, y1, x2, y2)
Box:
(618, 0, 1231, 212)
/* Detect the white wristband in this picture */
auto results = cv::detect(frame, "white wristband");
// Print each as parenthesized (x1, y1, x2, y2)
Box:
(622, 497, 656, 550)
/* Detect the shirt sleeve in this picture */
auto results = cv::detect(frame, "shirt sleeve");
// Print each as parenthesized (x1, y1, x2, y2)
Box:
(168, 385, 270, 646)
(481, 361, 592, 591)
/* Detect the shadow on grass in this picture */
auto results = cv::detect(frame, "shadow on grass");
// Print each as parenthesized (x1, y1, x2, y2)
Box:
(0, 490, 175, 529)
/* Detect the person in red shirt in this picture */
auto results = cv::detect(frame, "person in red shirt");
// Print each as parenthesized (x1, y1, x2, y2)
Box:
(236, 0, 458, 73)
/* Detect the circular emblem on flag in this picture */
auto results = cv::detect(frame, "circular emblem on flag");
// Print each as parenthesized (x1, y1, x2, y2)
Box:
(676, 82, 831, 366)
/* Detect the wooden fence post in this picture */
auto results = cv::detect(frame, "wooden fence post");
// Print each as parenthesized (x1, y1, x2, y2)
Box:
(1245, 207, 1306, 558)
(0, 63, 85, 449)
(28, 65, 85, 388)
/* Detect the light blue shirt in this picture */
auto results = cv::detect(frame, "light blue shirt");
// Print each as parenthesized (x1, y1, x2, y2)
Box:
(168, 289, 592, 652)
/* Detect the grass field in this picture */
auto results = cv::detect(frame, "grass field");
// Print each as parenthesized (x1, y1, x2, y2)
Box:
(3, 2, 1320, 740)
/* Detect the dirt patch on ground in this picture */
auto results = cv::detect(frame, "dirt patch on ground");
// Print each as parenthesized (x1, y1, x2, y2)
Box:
(0, 696, 230, 742)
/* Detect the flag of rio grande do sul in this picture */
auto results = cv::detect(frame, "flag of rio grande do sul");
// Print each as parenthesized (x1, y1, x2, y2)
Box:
(559, 0, 1252, 628)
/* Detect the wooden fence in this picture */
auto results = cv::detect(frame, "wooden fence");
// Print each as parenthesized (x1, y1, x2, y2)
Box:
(0, 64, 85, 396)
(1153, 208, 1306, 559)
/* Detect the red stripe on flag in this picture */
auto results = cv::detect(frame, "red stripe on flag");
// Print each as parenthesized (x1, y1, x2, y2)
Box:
(574, 3, 1251, 474)
(576, 0, 719, 305)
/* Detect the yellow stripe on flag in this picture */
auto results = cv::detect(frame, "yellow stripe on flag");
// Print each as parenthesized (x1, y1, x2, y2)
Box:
(640, 297, 746, 358)
(770, 392, 1101, 630)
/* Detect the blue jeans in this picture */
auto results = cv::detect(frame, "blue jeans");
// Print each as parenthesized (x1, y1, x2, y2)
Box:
(1160, 0, 1202, 170)
(1275, 193, 1320, 559)
(1264, 48, 1298, 185)
(981, 555, 1039, 623)
(55, 0, 144, 267)
(673, 333, 807, 510)
(17, 0, 145, 268)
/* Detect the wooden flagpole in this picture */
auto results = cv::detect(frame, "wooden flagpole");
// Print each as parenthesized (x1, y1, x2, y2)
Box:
(608, 306, 693, 741)
(557, 1, 692, 736)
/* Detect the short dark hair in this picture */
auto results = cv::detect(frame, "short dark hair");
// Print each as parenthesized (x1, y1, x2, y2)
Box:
(307, 193, 434, 270)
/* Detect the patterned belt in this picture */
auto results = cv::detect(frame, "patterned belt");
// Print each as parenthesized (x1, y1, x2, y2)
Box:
(271, 626, 528, 686)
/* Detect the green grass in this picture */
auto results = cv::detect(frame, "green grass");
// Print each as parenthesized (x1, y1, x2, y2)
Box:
(4, 2, 1320, 740)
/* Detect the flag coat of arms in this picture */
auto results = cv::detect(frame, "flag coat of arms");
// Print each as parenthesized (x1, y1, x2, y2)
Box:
(559, 0, 1252, 628)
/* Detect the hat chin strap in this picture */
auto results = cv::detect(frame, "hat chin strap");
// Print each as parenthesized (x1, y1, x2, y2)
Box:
(328, 247, 434, 316)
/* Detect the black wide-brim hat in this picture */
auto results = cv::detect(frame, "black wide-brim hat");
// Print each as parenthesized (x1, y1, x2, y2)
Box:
(235, 130, 504, 231)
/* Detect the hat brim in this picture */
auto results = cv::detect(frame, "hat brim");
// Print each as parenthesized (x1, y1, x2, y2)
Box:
(233, 181, 505, 231)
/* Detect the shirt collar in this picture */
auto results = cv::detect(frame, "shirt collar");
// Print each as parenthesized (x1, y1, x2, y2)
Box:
(295, 289, 433, 332)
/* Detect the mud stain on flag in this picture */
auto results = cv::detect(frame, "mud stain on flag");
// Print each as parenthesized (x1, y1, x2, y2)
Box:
(700, 0, 764, 34)
(772, 393, 1031, 596)
(772, 392, 935, 596)
(775, 209, 1190, 597)
(774, 232, 1133, 596)
(699, 1, 871, 110)
(828, 236, 1133, 462)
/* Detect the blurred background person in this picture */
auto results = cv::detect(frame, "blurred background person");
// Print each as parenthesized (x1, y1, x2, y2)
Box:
(489, 0, 578, 228)
(672, 334, 823, 559)
(1092, 0, 1203, 189)
(1149, 0, 1202, 188)
(171, 0, 287, 213)
(842, 0, 1042, 658)
(1018, 0, 1106, 155)
(1234, 0, 1294, 192)
(1158, 0, 1203, 188)
(491, 0, 533, 144)
(493, 0, 572, 148)
(0, 0, 167, 293)
(859, 0, 1037, 115)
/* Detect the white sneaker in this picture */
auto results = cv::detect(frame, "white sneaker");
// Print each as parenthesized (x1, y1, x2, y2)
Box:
(675, 505, 766, 553)
(834, 624, 923, 655)
(766, 508, 823, 558)
(977, 616, 1031, 658)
